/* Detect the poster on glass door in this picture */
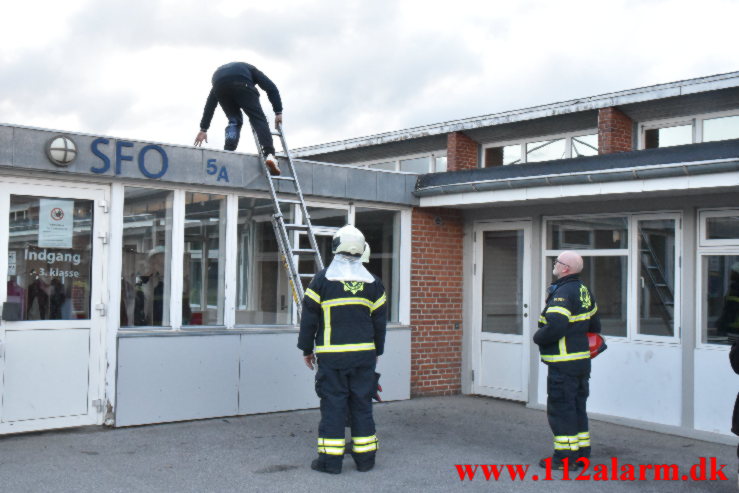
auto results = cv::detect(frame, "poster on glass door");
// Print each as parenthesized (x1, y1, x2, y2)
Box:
(38, 199, 74, 248)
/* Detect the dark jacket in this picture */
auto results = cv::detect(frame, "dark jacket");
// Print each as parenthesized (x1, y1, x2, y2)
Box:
(199, 62, 283, 131)
(298, 269, 387, 369)
(534, 274, 601, 370)
(730, 341, 739, 436)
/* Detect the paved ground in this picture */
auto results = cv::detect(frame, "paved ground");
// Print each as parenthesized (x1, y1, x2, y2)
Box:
(0, 395, 736, 492)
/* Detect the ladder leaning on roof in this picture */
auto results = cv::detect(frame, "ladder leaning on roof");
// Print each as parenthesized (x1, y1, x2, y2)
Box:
(250, 125, 324, 322)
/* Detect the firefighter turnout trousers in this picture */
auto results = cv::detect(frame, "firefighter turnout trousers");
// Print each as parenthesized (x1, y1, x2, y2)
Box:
(315, 364, 378, 470)
(546, 363, 591, 461)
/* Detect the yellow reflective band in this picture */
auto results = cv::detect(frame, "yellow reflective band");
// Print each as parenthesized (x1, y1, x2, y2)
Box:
(318, 446, 345, 455)
(352, 435, 377, 445)
(321, 298, 373, 309)
(305, 288, 321, 304)
(539, 316, 547, 324)
(579, 440, 591, 447)
(323, 306, 332, 347)
(554, 442, 571, 450)
(728, 296, 739, 302)
(569, 304, 598, 322)
(315, 343, 376, 353)
(541, 352, 591, 362)
(577, 432, 590, 438)
(558, 337, 567, 355)
(352, 443, 378, 453)
(546, 306, 571, 318)
(318, 438, 346, 446)
(553, 436, 570, 442)
(371, 294, 387, 312)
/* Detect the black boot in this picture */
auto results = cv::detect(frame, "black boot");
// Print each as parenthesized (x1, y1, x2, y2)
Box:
(311, 458, 341, 475)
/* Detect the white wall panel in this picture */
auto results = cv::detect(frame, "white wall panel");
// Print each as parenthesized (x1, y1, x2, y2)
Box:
(537, 339, 682, 426)
(694, 347, 737, 435)
(116, 335, 240, 426)
(2, 329, 90, 422)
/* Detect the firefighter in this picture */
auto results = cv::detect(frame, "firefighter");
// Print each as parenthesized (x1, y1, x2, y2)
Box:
(298, 225, 387, 474)
(533, 250, 601, 470)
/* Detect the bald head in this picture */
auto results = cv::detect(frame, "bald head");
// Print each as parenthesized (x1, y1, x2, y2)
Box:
(553, 250, 584, 279)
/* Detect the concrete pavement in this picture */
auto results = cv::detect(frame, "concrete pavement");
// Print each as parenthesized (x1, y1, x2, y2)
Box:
(0, 395, 736, 492)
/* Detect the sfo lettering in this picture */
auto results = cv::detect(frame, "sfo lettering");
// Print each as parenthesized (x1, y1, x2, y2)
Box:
(90, 138, 168, 179)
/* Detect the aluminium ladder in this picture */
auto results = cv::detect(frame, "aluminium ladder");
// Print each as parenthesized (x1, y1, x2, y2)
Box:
(251, 125, 324, 321)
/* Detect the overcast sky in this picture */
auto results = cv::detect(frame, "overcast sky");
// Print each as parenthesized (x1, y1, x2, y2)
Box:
(1, 0, 737, 153)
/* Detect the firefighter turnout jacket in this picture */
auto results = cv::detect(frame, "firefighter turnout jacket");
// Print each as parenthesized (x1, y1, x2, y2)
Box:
(534, 274, 601, 366)
(298, 269, 387, 369)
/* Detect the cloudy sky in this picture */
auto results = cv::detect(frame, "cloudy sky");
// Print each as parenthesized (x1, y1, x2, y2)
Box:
(1, 0, 737, 153)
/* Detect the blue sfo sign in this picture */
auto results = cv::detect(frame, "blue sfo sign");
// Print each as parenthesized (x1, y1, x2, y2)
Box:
(89, 138, 230, 182)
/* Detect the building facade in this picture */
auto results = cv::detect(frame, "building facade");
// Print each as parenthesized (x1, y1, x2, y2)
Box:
(294, 71, 739, 440)
(1, 71, 738, 442)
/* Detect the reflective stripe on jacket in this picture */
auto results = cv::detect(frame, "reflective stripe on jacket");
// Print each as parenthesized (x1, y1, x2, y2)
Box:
(534, 274, 601, 364)
(298, 269, 387, 368)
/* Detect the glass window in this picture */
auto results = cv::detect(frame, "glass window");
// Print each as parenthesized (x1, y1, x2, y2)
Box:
(637, 219, 676, 337)
(706, 215, 739, 240)
(644, 124, 692, 148)
(527, 138, 566, 162)
(701, 255, 739, 345)
(399, 157, 431, 173)
(703, 115, 739, 143)
(369, 161, 396, 171)
(547, 217, 628, 250)
(235, 197, 291, 325)
(355, 208, 400, 322)
(7, 196, 93, 321)
(483, 230, 523, 334)
(306, 206, 348, 228)
(485, 145, 522, 167)
(571, 134, 598, 158)
(434, 156, 448, 172)
(120, 188, 173, 327)
(546, 255, 627, 337)
(184, 192, 226, 326)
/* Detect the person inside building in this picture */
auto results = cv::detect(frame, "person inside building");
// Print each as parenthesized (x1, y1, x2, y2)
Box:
(194, 61, 283, 176)
(298, 225, 387, 474)
(533, 250, 601, 471)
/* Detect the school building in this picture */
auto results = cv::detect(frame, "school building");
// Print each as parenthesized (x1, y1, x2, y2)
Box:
(1, 70, 738, 442)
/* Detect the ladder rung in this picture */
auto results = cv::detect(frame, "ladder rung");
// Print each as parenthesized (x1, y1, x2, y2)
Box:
(285, 223, 309, 231)
(291, 248, 316, 255)
(271, 131, 282, 136)
(278, 198, 302, 204)
(299, 273, 315, 278)
(271, 175, 295, 181)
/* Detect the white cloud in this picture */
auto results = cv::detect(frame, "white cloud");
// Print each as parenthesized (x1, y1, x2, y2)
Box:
(0, 0, 736, 152)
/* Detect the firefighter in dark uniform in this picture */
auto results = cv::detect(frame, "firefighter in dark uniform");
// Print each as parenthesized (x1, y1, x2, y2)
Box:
(298, 225, 387, 474)
(534, 250, 601, 470)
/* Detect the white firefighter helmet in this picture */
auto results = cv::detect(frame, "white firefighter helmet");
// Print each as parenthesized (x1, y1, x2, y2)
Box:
(360, 242, 371, 263)
(332, 225, 366, 256)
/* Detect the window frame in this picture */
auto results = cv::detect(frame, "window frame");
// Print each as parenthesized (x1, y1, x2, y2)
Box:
(483, 129, 598, 167)
(638, 109, 739, 149)
(696, 208, 739, 348)
(356, 150, 448, 173)
(542, 212, 682, 343)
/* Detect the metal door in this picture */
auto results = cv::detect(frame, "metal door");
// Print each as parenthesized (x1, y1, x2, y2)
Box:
(0, 181, 108, 434)
(472, 222, 531, 401)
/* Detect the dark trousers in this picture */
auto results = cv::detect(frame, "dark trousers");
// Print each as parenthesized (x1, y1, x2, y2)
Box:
(315, 364, 377, 470)
(214, 81, 275, 155)
(546, 364, 590, 460)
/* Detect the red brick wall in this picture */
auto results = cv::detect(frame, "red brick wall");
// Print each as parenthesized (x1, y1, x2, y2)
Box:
(410, 207, 464, 396)
(447, 132, 479, 171)
(598, 107, 633, 154)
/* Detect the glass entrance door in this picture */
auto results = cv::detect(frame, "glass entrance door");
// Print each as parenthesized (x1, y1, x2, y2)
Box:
(473, 222, 531, 401)
(0, 183, 107, 434)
